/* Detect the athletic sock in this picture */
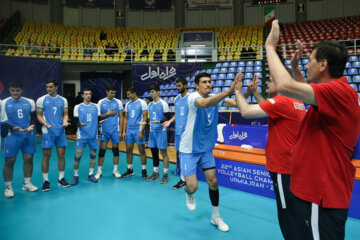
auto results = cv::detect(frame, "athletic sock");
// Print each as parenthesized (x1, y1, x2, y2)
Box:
(89, 168, 94, 175)
(97, 166, 102, 173)
(43, 173, 49, 182)
(154, 167, 159, 173)
(128, 164, 133, 169)
(59, 171, 64, 180)
(5, 181, 12, 187)
(113, 165, 118, 172)
(142, 165, 146, 170)
(74, 169, 79, 177)
(24, 178, 31, 184)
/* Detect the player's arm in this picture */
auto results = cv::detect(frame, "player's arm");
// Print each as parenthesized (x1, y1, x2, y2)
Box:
(140, 111, 147, 133)
(122, 112, 128, 139)
(118, 110, 124, 134)
(36, 109, 52, 128)
(62, 108, 70, 127)
(24, 111, 36, 132)
(234, 73, 268, 118)
(265, 20, 316, 105)
(162, 114, 175, 128)
(196, 83, 234, 108)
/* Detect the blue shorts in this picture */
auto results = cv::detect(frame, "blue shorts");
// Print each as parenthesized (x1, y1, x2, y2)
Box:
(148, 129, 168, 149)
(42, 131, 67, 148)
(100, 131, 120, 144)
(126, 128, 145, 145)
(180, 151, 215, 177)
(4, 133, 36, 158)
(76, 138, 99, 149)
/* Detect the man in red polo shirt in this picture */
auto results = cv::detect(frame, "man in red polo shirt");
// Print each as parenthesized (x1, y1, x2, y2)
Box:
(265, 20, 360, 239)
(234, 72, 306, 240)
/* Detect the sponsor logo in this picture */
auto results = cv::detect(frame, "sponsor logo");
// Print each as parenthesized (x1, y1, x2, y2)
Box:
(268, 99, 276, 104)
(229, 131, 248, 140)
(141, 66, 176, 81)
(293, 102, 305, 110)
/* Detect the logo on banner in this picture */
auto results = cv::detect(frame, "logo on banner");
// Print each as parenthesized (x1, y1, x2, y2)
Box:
(141, 66, 177, 81)
(229, 131, 248, 140)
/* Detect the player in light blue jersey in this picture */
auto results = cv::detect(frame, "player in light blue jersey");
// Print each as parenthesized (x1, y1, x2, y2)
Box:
(146, 84, 171, 184)
(1, 81, 38, 198)
(121, 88, 148, 179)
(162, 77, 189, 189)
(179, 72, 237, 232)
(94, 85, 124, 180)
(36, 79, 70, 191)
(71, 88, 103, 186)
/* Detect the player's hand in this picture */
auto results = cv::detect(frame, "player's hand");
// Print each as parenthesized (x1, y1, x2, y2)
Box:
(118, 132, 122, 141)
(106, 109, 117, 117)
(25, 125, 35, 132)
(122, 132, 127, 140)
(62, 122, 71, 127)
(138, 132, 144, 140)
(137, 121, 147, 125)
(291, 39, 304, 67)
(45, 123, 54, 128)
(162, 120, 171, 128)
(234, 72, 243, 92)
(13, 127, 25, 132)
(265, 20, 280, 50)
(99, 119, 107, 124)
(79, 122, 88, 127)
(248, 74, 259, 93)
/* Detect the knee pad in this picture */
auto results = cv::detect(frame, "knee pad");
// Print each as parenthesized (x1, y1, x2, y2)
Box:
(73, 157, 81, 166)
(98, 149, 106, 158)
(112, 148, 119, 157)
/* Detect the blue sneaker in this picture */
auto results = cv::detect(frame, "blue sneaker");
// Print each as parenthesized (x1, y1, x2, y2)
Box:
(88, 174, 98, 183)
(71, 176, 79, 186)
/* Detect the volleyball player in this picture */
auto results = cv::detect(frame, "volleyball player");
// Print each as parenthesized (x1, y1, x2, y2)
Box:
(95, 85, 123, 179)
(1, 81, 38, 198)
(36, 79, 70, 191)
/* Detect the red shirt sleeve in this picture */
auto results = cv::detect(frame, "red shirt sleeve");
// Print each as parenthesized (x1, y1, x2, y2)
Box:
(259, 96, 293, 120)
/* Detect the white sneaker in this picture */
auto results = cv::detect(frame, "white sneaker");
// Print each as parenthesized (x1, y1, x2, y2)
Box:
(211, 216, 229, 232)
(22, 181, 38, 192)
(185, 192, 196, 211)
(5, 185, 14, 198)
(113, 170, 121, 178)
(95, 171, 102, 180)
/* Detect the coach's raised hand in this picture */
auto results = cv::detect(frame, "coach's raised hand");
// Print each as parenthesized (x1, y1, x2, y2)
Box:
(265, 19, 280, 50)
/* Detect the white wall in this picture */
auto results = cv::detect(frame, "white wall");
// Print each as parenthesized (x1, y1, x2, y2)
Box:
(307, 0, 360, 21)
(126, 9, 175, 28)
(185, 8, 233, 27)
(63, 7, 115, 27)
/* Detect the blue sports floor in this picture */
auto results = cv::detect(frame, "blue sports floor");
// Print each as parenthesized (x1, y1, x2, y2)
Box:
(1, 140, 359, 240)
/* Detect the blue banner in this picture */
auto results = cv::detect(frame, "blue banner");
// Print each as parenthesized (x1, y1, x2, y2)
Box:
(0, 56, 62, 100)
(131, 63, 202, 97)
(353, 135, 360, 159)
(222, 125, 268, 148)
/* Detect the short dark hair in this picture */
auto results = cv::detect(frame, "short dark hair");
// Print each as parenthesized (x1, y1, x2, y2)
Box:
(9, 81, 23, 89)
(176, 77, 187, 85)
(82, 88, 92, 93)
(149, 84, 160, 92)
(46, 78, 58, 86)
(312, 41, 347, 78)
(106, 85, 116, 91)
(195, 72, 211, 84)
(127, 87, 137, 95)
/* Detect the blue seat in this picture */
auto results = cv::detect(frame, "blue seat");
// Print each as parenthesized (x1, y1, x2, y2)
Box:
(302, 58, 310, 65)
(228, 67, 236, 73)
(168, 90, 175, 96)
(169, 106, 175, 111)
(226, 73, 235, 79)
(218, 73, 226, 80)
(343, 69, 347, 75)
(188, 88, 195, 93)
(245, 73, 253, 79)
(255, 61, 262, 66)
(189, 82, 195, 88)
(348, 68, 359, 75)
(228, 107, 238, 111)
(206, 69, 213, 74)
(224, 80, 232, 87)
(219, 107, 228, 111)
(237, 66, 244, 73)
(186, 76, 191, 81)
(243, 79, 252, 86)
(163, 97, 168, 102)
(257, 87, 262, 93)
(215, 63, 222, 68)
(238, 61, 245, 67)
(349, 56, 359, 62)
(195, 70, 201, 75)
(212, 87, 221, 94)
(231, 95, 235, 99)
(191, 76, 195, 81)
(254, 66, 262, 72)
(220, 67, 228, 73)
(213, 68, 220, 74)
(241, 87, 247, 93)
(160, 85, 165, 90)
(174, 89, 178, 95)
(252, 96, 257, 103)
(256, 72, 262, 79)
(215, 80, 224, 87)
(346, 76, 352, 83)
(230, 62, 238, 67)
(164, 90, 170, 96)
(159, 90, 164, 97)
(352, 62, 360, 68)
(246, 61, 254, 66)
(211, 74, 218, 80)
(168, 96, 174, 104)
(142, 91, 149, 97)
(350, 84, 358, 91)
(346, 62, 352, 68)
(284, 59, 292, 65)
(245, 67, 253, 72)
(222, 87, 229, 92)
(222, 62, 230, 67)
(299, 65, 304, 70)
(353, 75, 360, 83)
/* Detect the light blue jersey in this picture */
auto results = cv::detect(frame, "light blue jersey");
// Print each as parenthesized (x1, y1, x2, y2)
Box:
(36, 94, 68, 135)
(0, 97, 35, 136)
(74, 103, 100, 139)
(174, 93, 189, 136)
(179, 92, 224, 154)
(98, 98, 123, 133)
(148, 99, 169, 131)
(125, 98, 148, 130)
